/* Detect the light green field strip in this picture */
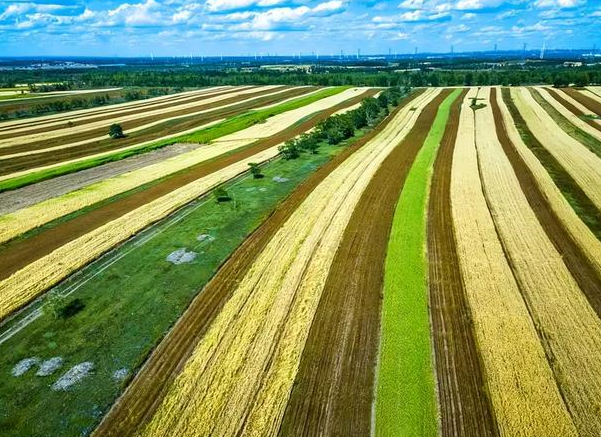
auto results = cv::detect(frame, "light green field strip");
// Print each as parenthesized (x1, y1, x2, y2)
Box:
(375, 89, 461, 437)
(478, 87, 601, 436)
(0, 87, 354, 243)
(452, 89, 577, 436)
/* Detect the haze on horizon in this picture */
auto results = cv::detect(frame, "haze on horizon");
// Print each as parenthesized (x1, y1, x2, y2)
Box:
(0, 0, 599, 57)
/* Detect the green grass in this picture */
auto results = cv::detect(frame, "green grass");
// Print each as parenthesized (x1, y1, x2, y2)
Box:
(0, 87, 348, 193)
(502, 88, 601, 241)
(375, 89, 461, 437)
(0, 127, 372, 437)
(529, 88, 601, 159)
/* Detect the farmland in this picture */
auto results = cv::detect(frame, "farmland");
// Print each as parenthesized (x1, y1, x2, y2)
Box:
(2, 82, 601, 437)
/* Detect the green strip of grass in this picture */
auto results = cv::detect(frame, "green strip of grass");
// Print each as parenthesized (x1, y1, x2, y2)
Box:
(375, 89, 461, 437)
(0, 86, 348, 193)
(529, 88, 601, 159)
(502, 88, 601, 240)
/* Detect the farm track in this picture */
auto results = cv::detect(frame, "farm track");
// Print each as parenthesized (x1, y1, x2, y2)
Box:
(561, 87, 601, 116)
(544, 88, 601, 133)
(427, 89, 498, 437)
(277, 89, 448, 437)
(0, 87, 315, 175)
(92, 88, 415, 437)
(0, 89, 376, 283)
(491, 88, 601, 316)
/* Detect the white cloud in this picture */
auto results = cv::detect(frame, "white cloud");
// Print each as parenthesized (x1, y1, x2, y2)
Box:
(535, 0, 583, 8)
(205, 0, 286, 12)
(398, 0, 424, 9)
(461, 12, 476, 18)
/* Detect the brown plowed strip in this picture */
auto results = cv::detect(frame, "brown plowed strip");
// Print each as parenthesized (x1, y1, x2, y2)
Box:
(92, 89, 424, 437)
(546, 88, 601, 133)
(0, 87, 316, 175)
(0, 86, 254, 139)
(428, 89, 498, 437)
(492, 87, 601, 316)
(0, 89, 377, 282)
(276, 90, 452, 437)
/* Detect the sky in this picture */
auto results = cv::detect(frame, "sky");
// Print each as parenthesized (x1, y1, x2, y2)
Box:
(0, 0, 599, 57)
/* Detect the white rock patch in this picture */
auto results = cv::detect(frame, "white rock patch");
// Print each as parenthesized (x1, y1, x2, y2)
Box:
(52, 362, 94, 391)
(112, 368, 129, 382)
(197, 234, 215, 243)
(36, 357, 63, 376)
(272, 176, 289, 183)
(11, 357, 39, 377)
(166, 248, 197, 264)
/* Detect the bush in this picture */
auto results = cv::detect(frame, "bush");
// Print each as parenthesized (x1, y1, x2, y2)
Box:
(109, 123, 125, 139)
(248, 162, 264, 178)
(213, 187, 232, 202)
(279, 140, 301, 159)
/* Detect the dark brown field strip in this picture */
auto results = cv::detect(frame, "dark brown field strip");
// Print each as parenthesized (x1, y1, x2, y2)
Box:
(0, 87, 316, 176)
(492, 87, 601, 316)
(545, 88, 601, 133)
(560, 88, 601, 116)
(0, 85, 293, 154)
(427, 89, 498, 437)
(276, 90, 451, 437)
(0, 86, 248, 136)
(0, 89, 377, 282)
(92, 88, 416, 437)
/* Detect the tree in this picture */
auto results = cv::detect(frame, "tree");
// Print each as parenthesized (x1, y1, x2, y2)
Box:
(279, 140, 301, 159)
(213, 187, 232, 202)
(109, 123, 125, 139)
(297, 133, 320, 154)
(248, 162, 264, 178)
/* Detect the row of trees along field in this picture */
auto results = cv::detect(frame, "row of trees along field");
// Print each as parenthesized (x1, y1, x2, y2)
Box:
(1, 65, 600, 89)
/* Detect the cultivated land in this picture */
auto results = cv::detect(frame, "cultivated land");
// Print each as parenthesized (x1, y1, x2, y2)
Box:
(2, 84, 601, 437)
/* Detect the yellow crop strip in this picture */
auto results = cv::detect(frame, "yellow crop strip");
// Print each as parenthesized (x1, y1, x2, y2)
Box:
(138, 89, 440, 437)
(477, 87, 601, 436)
(451, 88, 577, 436)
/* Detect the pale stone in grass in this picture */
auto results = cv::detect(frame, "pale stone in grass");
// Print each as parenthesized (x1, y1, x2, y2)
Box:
(52, 362, 94, 391)
(11, 357, 39, 377)
(166, 248, 197, 264)
(36, 357, 63, 376)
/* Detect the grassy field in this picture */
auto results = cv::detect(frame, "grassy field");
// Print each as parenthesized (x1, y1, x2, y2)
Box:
(0, 134, 365, 437)
(375, 89, 460, 437)
(0, 87, 348, 193)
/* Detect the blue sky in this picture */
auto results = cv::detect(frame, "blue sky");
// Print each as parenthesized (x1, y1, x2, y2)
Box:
(0, 0, 599, 56)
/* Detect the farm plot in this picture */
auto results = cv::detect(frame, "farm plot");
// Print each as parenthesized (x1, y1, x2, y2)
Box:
(476, 87, 601, 436)
(278, 88, 445, 437)
(511, 87, 601, 213)
(0, 88, 377, 320)
(560, 87, 601, 116)
(114, 89, 438, 437)
(451, 89, 576, 436)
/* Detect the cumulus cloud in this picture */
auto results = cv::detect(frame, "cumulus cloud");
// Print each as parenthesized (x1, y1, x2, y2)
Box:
(535, 0, 583, 8)
(205, 0, 286, 12)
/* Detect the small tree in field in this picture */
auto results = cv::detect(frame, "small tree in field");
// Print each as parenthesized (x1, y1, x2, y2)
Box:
(109, 123, 125, 139)
(248, 162, 264, 179)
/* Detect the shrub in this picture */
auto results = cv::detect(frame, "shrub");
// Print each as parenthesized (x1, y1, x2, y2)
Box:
(248, 162, 264, 178)
(213, 187, 232, 202)
(109, 123, 125, 139)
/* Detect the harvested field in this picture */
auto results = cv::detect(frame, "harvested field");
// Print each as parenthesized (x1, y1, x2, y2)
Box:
(278, 89, 443, 437)
(93, 89, 423, 437)
(561, 87, 601, 116)
(511, 87, 601, 212)
(427, 88, 497, 437)
(477, 88, 601, 436)
(451, 89, 576, 436)
(0, 89, 377, 317)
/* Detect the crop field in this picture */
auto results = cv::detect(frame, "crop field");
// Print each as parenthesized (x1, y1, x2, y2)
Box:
(2, 84, 601, 437)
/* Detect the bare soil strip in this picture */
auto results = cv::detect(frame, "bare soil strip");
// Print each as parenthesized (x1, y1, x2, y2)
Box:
(92, 89, 416, 437)
(427, 88, 498, 437)
(0, 87, 315, 175)
(276, 90, 448, 437)
(491, 88, 601, 316)
(0, 143, 204, 216)
(561, 87, 601, 117)
(0, 90, 376, 282)
(545, 88, 601, 133)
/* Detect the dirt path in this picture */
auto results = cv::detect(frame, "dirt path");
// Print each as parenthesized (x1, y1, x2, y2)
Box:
(276, 90, 449, 437)
(545, 88, 601, 133)
(0, 87, 315, 176)
(0, 143, 204, 216)
(491, 88, 601, 317)
(0, 90, 377, 282)
(427, 89, 498, 437)
(92, 88, 406, 437)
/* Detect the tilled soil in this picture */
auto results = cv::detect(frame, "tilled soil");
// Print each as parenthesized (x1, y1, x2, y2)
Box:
(427, 90, 498, 437)
(0, 143, 204, 216)
(92, 87, 398, 437)
(0, 89, 377, 282)
(545, 88, 601, 133)
(492, 87, 601, 317)
(0, 87, 316, 176)
(276, 90, 450, 437)
(560, 88, 601, 116)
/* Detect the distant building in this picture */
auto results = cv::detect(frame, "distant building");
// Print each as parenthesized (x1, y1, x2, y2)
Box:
(563, 61, 583, 67)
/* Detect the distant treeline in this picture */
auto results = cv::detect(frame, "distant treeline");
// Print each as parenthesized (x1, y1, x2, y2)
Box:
(2, 65, 600, 89)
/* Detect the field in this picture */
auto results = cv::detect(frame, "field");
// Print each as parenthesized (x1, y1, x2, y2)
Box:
(2, 84, 601, 437)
